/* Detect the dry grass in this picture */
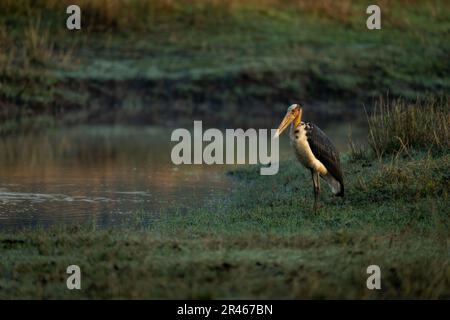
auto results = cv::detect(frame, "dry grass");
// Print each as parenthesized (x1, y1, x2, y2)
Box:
(23, 17, 55, 66)
(366, 98, 450, 158)
(1, 0, 447, 68)
(1, 0, 447, 31)
(0, 15, 76, 76)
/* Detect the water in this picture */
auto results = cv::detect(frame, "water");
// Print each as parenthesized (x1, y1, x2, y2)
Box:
(0, 123, 365, 229)
(0, 126, 233, 228)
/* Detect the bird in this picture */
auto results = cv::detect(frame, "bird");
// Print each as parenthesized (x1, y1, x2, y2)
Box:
(274, 104, 344, 211)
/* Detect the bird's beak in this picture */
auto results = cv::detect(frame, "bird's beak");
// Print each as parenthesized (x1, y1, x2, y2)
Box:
(274, 109, 302, 138)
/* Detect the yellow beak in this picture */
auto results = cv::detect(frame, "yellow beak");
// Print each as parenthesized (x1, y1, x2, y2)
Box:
(274, 109, 302, 138)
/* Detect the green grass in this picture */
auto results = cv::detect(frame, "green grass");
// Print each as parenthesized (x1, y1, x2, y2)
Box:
(0, 150, 448, 299)
(1, 0, 449, 131)
(0, 2, 449, 298)
(366, 98, 449, 157)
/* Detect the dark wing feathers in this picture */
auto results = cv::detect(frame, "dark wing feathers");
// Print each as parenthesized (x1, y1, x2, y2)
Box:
(306, 123, 344, 195)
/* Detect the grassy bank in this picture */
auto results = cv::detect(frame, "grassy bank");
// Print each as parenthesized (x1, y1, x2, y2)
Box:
(0, 153, 448, 299)
(0, 100, 448, 299)
(1, 0, 449, 132)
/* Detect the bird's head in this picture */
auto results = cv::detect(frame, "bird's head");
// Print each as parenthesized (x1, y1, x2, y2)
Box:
(274, 104, 303, 138)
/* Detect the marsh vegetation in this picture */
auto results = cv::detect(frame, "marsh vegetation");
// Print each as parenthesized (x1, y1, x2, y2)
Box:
(0, 0, 448, 299)
(0, 99, 448, 299)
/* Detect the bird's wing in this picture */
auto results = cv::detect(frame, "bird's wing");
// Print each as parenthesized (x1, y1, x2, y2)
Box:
(306, 123, 344, 186)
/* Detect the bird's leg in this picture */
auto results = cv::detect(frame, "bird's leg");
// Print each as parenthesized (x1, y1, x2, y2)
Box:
(311, 170, 321, 212)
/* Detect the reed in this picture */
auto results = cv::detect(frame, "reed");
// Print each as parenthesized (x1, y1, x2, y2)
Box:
(366, 98, 449, 158)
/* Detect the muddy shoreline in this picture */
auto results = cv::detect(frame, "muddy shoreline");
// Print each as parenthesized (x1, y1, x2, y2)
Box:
(1, 72, 375, 133)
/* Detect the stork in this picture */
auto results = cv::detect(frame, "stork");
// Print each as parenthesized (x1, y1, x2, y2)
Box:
(274, 104, 344, 211)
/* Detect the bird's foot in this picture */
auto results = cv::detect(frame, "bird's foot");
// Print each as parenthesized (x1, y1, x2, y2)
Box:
(313, 202, 322, 213)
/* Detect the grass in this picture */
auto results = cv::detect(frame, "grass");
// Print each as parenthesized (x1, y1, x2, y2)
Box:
(0, 101, 449, 299)
(1, 0, 449, 131)
(0, 1, 449, 298)
(0, 153, 448, 299)
(366, 98, 449, 158)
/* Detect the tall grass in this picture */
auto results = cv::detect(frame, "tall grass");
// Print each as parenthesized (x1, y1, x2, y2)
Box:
(366, 98, 450, 158)
(1, 0, 446, 31)
(23, 17, 55, 66)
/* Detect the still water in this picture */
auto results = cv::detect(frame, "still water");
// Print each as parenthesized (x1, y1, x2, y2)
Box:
(0, 124, 364, 228)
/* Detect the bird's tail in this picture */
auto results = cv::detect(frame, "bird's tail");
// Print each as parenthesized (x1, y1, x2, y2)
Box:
(323, 173, 344, 197)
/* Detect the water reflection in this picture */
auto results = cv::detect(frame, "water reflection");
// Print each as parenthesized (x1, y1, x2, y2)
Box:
(0, 126, 231, 228)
